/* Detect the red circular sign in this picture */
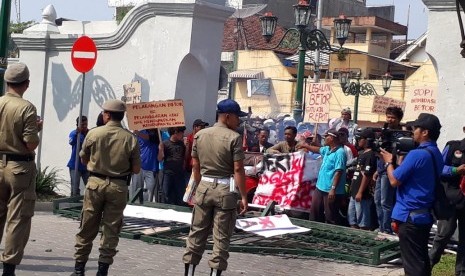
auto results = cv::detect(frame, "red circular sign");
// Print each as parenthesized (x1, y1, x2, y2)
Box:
(71, 36, 97, 73)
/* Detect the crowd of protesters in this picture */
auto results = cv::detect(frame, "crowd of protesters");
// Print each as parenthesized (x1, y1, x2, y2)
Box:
(66, 104, 465, 276)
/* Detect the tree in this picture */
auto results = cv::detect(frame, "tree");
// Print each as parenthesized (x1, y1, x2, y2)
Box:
(8, 20, 35, 58)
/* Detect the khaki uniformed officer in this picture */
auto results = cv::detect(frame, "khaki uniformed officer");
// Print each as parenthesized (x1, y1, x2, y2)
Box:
(0, 63, 41, 276)
(183, 99, 248, 276)
(72, 99, 141, 276)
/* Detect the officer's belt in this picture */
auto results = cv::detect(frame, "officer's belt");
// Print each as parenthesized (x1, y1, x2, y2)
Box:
(89, 172, 129, 181)
(201, 176, 230, 185)
(0, 152, 34, 162)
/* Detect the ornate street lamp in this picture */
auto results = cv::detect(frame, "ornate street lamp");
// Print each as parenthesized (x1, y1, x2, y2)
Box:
(333, 14, 352, 47)
(339, 71, 392, 123)
(456, 0, 465, 57)
(260, 0, 351, 122)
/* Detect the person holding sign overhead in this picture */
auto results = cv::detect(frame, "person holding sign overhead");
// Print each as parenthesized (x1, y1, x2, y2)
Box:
(158, 126, 187, 205)
(183, 99, 248, 276)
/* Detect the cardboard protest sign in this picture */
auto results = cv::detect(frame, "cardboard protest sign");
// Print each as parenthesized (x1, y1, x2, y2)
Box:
(304, 83, 331, 123)
(371, 95, 406, 115)
(122, 81, 142, 104)
(404, 86, 437, 121)
(126, 99, 185, 130)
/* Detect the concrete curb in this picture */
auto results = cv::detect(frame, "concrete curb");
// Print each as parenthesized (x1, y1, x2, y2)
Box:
(34, 201, 53, 212)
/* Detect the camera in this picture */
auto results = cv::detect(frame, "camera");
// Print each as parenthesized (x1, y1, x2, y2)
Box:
(355, 123, 416, 155)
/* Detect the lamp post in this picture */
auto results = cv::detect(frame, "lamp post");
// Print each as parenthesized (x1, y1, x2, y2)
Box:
(338, 72, 393, 123)
(0, 0, 12, 95)
(260, 1, 351, 123)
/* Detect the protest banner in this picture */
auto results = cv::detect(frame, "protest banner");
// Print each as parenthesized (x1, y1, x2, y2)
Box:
(122, 81, 142, 104)
(371, 95, 406, 115)
(252, 152, 319, 212)
(304, 83, 331, 123)
(404, 86, 437, 121)
(235, 215, 310, 237)
(126, 99, 185, 130)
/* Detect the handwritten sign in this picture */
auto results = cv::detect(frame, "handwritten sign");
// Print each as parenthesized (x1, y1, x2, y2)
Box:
(404, 86, 437, 120)
(122, 81, 142, 104)
(126, 99, 185, 130)
(304, 83, 331, 123)
(371, 95, 406, 115)
(252, 151, 316, 212)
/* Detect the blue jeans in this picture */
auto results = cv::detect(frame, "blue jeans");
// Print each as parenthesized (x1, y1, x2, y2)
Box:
(162, 171, 186, 205)
(348, 197, 372, 228)
(69, 169, 89, 196)
(130, 169, 158, 202)
(374, 173, 396, 233)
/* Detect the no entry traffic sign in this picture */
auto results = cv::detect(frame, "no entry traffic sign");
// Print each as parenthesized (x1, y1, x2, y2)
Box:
(71, 36, 97, 73)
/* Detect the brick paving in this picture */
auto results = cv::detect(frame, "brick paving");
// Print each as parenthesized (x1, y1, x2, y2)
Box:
(1, 212, 405, 275)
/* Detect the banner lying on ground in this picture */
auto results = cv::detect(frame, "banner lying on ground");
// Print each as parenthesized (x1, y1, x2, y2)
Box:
(236, 214, 310, 237)
(126, 99, 185, 130)
(252, 152, 320, 212)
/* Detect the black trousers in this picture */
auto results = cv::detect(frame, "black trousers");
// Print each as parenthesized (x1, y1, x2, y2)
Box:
(398, 221, 432, 276)
(309, 188, 345, 226)
(430, 208, 465, 276)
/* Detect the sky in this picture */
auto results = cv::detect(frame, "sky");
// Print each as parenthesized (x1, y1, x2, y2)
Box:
(17, 0, 428, 39)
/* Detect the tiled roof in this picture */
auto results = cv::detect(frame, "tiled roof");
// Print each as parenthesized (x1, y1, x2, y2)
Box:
(222, 15, 297, 55)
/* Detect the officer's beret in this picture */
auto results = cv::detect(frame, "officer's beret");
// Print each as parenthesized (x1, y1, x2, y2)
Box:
(102, 99, 126, 112)
(4, 63, 30, 83)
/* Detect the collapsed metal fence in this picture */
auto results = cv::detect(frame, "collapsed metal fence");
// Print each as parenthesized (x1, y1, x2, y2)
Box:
(53, 197, 400, 265)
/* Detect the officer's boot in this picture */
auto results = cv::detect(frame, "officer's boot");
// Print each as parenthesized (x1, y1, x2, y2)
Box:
(2, 262, 16, 276)
(71, 261, 86, 276)
(184, 264, 196, 276)
(96, 262, 110, 276)
(210, 268, 223, 276)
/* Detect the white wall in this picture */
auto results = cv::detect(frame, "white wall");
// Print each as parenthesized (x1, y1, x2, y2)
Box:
(13, 0, 233, 194)
(422, 1, 465, 147)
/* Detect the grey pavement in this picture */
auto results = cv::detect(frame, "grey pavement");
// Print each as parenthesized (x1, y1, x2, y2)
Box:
(1, 212, 405, 276)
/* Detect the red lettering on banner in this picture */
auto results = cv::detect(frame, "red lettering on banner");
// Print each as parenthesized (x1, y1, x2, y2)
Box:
(258, 217, 276, 229)
(253, 152, 314, 212)
(239, 220, 258, 229)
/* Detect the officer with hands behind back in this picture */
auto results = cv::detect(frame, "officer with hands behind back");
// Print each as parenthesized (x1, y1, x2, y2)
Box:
(72, 99, 141, 276)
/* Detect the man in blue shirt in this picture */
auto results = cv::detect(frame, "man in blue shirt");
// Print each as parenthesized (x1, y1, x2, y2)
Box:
(67, 116, 89, 196)
(299, 128, 347, 225)
(380, 113, 443, 276)
(131, 129, 160, 202)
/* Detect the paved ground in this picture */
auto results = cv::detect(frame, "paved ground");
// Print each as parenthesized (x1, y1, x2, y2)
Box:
(1, 212, 405, 276)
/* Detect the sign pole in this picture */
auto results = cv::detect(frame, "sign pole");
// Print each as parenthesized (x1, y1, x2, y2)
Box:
(70, 35, 97, 196)
(73, 73, 86, 196)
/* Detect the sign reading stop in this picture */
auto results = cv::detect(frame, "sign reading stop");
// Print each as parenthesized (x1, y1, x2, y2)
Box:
(71, 36, 97, 73)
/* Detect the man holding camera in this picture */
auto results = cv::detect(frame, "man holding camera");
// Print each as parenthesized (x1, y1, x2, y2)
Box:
(380, 113, 443, 276)
(374, 106, 404, 234)
(429, 128, 465, 275)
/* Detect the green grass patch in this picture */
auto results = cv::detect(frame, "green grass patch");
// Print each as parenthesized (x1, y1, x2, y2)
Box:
(432, 253, 455, 276)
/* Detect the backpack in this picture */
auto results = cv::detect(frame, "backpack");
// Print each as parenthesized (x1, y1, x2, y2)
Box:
(424, 148, 454, 220)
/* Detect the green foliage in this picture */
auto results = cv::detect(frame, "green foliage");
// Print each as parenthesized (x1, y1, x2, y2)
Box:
(337, 49, 347, 61)
(8, 21, 35, 58)
(432, 254, 455, 276)
(35, 166, 63, 196)
(116, 6, 134, 24)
